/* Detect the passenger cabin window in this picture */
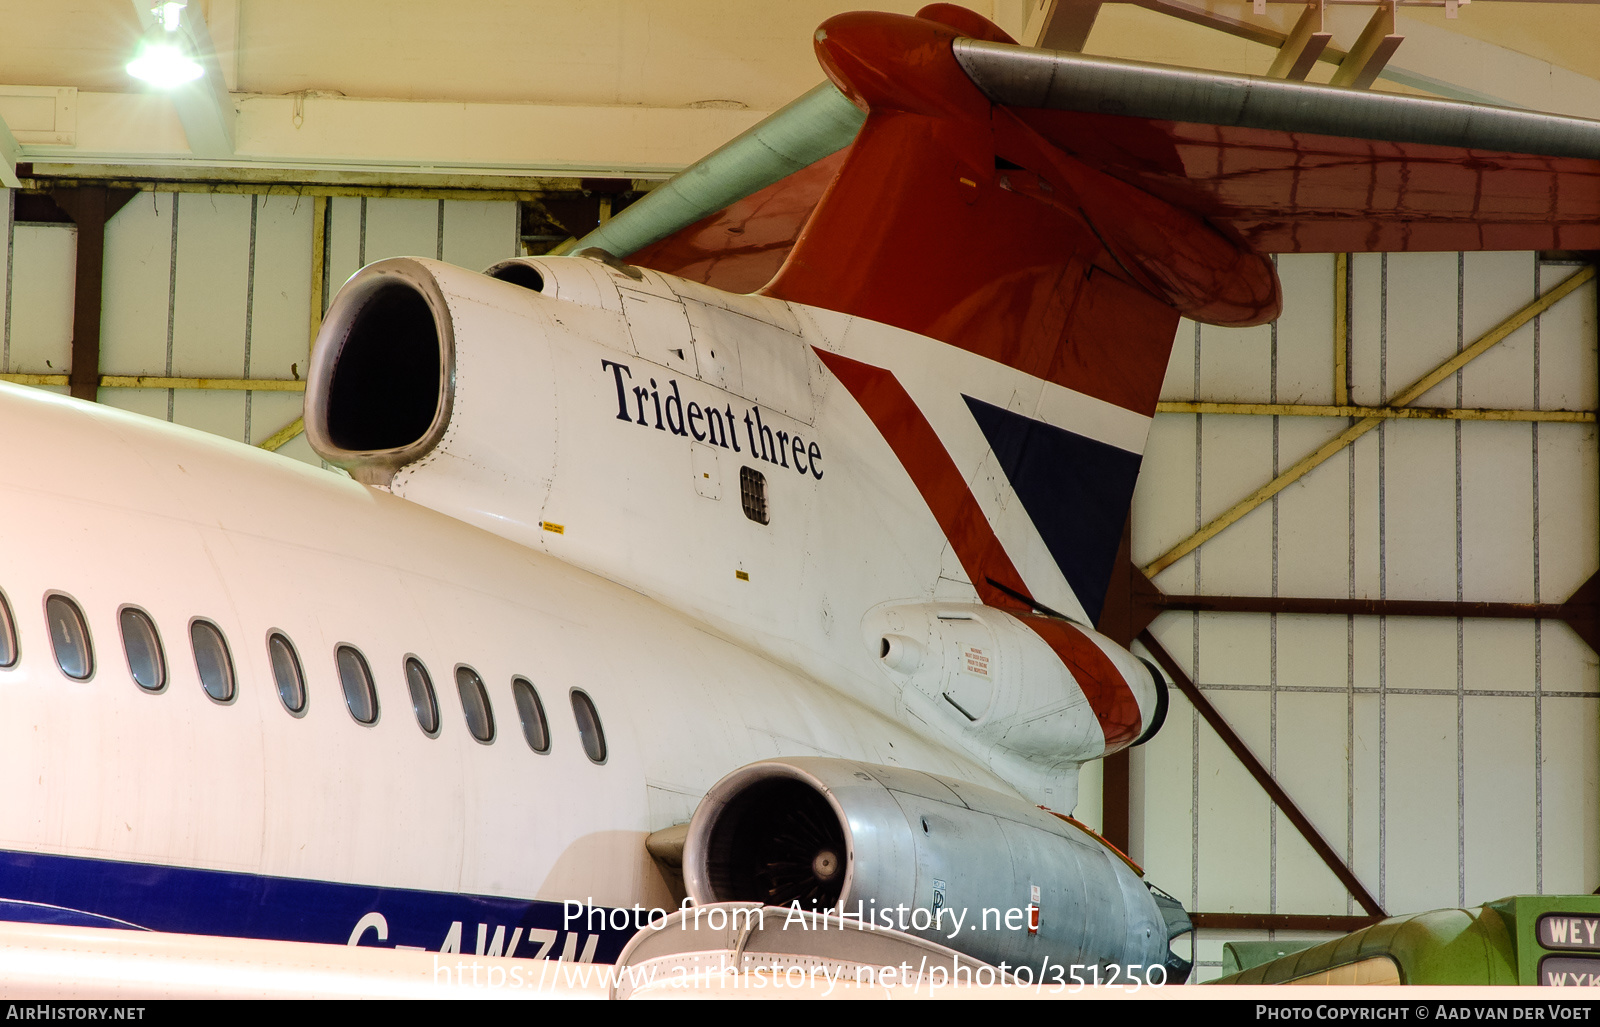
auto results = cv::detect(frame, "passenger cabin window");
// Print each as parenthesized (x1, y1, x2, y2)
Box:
(336, 645, 378, 725)
(570, 689, 607, 764)
(739, 466, 768, 524)
(406, 657, 440, 737)
(46, 594, 93, 681)
(268, 633, 307, 715)
(119, 607, 166, 692)
(0, 589, 18, 669)
(512, 677, 549, 754)
(190, 619, 235, 703)
(455, 666, 494, 744)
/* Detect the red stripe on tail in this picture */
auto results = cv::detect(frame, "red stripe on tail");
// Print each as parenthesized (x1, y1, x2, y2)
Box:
(814, 349, 1029, 611)
(1020, 615, 1143, 750)
(819, 347, 1145, 749)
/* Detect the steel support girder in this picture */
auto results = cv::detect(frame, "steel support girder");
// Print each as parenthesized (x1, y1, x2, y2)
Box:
(48, 187, 138, 403)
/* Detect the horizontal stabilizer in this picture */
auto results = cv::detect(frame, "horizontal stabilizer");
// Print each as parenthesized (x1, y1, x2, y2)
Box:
(955, 39, 1600, 161)
(585, 21, 1600, 290)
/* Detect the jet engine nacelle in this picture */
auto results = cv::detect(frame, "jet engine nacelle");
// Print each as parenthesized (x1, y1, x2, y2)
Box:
(302, 252, 821, 558)
(303, 255, 565, 498)
(683, 757, 1190, 979)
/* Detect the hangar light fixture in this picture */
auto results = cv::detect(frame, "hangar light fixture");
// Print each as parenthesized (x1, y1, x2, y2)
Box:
(126, 2, 203, 87)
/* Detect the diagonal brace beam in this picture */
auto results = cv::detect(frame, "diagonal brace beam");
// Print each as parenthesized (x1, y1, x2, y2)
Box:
(1138, 628, 1386, 918)
(1329, 1, 1403, 90)
(258, 416, 304, 452)
(1267, 1, 1331, 81)
(1144, 265, 1596, 578)
(1024, 0, 1103, 52)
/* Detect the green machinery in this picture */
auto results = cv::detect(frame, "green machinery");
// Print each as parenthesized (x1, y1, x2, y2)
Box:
(1213, 895, 1600, 986)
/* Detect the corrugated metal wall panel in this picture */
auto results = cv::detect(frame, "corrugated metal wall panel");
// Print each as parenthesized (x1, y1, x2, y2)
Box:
(1134, 250, 1599, 981)
(100, 192, 175, 379)
(442, 200, 519, 273)
(4, 187, 514, 462)
(7, 220, 74, 385)
(171, 193, 253, 379)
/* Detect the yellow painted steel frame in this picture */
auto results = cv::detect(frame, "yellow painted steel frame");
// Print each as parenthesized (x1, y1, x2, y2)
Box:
(0, 375, 304, 392)
(1143, 265, 1596, 578)
(257, 418, 306, 453)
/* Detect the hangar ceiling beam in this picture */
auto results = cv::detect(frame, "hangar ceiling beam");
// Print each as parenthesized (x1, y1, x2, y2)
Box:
(127, 0, 234, 158)
(1144, 265, 1598, 578)
(27, 91, 761, 180)
(0, 113, 20, 189)
(1328, 1, 1405, 89)
(1129, 0, 1310, 51)
(1121, 0, 1578, 105)
(18, 171, 589, 203)
(1265, 1, 1332, 81)
(1022, 0, 1104, 51)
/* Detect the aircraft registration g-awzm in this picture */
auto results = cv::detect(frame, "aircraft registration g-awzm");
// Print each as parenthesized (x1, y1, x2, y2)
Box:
(3, 3, 1600, 993)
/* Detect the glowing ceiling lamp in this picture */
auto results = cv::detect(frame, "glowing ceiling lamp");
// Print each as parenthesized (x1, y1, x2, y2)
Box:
(126, 2, 203, 87)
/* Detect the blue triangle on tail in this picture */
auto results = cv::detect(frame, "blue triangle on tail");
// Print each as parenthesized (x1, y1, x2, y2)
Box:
(963, 396, 1142, 626)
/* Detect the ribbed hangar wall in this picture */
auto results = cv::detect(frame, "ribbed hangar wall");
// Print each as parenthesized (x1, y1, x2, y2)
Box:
(1132, 252, 1600, 980)
(1, 196, 74, 391)
(0, 190, 518, 468)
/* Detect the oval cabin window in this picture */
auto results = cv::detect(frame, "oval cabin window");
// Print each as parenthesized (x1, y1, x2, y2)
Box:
(456, 666, 494, 744)
(406, 657, 440, 737)
(190, 620, 235, 703)
(120, 607, 166, 692)
(512, 677, 549, 754)
(336, 645, 378, 725)
(46, 594, 93, 681)
(0, 589, 18, 669)
(268, 633, 307, 715)
(570, 689, 607, 764)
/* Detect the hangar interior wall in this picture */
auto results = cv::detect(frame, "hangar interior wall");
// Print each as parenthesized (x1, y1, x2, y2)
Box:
(0, 189, 519, 469)
(2, 186, 1596, 983)
(1131, 252, 1600, 980)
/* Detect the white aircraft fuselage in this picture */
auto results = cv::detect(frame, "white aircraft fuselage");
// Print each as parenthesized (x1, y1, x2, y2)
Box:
(0, 252, 1167, 967)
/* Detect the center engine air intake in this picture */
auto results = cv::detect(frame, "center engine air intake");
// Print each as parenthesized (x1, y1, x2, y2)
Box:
(684, 757, 1191, 980)
(305, 258, 456, 485)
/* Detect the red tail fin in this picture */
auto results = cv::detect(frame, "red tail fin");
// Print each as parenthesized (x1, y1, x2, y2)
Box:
(763, 9, 1278, 418)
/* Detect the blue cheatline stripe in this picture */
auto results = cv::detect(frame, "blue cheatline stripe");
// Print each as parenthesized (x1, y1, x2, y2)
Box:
(0, 848, 640, 962)
(963, 396, 1143, 626)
